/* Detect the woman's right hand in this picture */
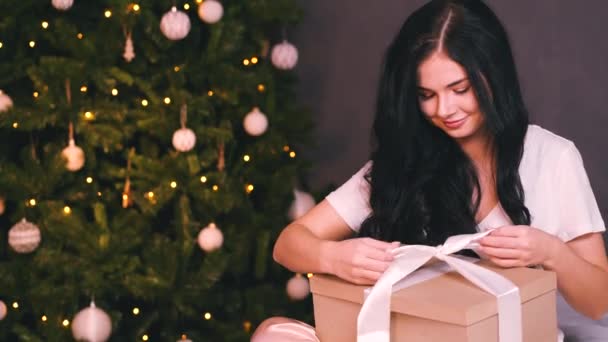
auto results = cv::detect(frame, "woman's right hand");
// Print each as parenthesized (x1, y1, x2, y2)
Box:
(324, 238, 400, 285)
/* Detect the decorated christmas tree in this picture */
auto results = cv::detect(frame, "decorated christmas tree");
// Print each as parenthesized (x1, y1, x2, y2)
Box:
(0, 0, 315, 340)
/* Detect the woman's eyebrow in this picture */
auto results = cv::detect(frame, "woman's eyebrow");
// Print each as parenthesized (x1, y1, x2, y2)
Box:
(417, 77, 469, 91)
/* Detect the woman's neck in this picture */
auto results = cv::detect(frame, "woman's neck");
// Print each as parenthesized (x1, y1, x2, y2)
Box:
(458, 127, 494, 170)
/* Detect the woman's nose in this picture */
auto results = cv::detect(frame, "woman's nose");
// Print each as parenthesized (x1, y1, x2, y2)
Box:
(436, 95, 455, 117)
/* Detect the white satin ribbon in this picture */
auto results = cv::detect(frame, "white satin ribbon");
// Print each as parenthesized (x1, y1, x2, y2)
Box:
(357, 230, 522, 342)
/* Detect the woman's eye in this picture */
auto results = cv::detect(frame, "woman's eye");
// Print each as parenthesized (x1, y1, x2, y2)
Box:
(454, 86, 470, 94)
(418, 92, 434, 100)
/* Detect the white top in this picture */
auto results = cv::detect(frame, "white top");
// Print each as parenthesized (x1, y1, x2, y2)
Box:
(326, 124, 605, 241)
(325, 124, 607, 339)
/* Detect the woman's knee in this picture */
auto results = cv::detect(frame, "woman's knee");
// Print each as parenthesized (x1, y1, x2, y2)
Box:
(251, 316, 317, 342)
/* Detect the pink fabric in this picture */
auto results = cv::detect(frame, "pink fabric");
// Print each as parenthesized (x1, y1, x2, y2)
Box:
(251, 317, 319, 342)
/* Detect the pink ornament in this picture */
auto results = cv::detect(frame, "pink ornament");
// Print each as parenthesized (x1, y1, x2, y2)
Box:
(62, 138, 85, 171)
(0, 90, 13, 112)
(0, 300, 7, 320)
(172, 128, 196, 152)
(243, 107, 268, 136)
(286, 274, 310, 300)
(52, 0, 73, 11)
(198, 0, 223, 24)
(8, 218, 41, 254)
(271, 41, 299, 70)
(197, 223, 224, 252)
(160, 7, 191, 40)
(288, 189, 316, 221)
(71, 301, 112, 342)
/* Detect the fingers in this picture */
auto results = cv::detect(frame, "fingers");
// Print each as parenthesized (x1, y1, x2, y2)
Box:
(362, 238, 400, 251)
(480, 236, 521, 249)
(479, 246, 521, 259)
(351, 268, 384, 284)
(490, 226, 524, 237)
(487, 257, 524, 268)
(360, 245, 394, 262)
(361, 257, 392, 273)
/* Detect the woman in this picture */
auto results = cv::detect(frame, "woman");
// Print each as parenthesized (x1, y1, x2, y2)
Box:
(253, 0, 608, 340)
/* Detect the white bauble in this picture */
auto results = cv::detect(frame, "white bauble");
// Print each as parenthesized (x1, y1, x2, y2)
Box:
(286, 274, 310, 300)
(0, 90, 13, 112)
(71, 301, 112, 342)
(197, 223, 224, 252)
(8, 218, 41, 254)
(0, 196, 4, 215)
(198, 0, 223, 24)
(287, 189, 316, 221)
(0, 300, 6, 320)
(52, 0, 73, 11)
(62, 138, 85, 171)
(160, 6, 191, 41)
(271, 41, 298, 70)
(243, 107, 268, 136)
(172, 128, 196, 152)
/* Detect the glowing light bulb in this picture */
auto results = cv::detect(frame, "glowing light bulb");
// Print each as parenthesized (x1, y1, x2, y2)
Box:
(133, 307, 140, 315)
(104, 10, 112, 18)
(42, 21, 49, 29)
(29, 41, 36, 48)
(86, 177, 93, 183)
(204, 312, 212, 320)
(133, 4, 140, 11)
(29, 199, 37, 206)
(251, 57, 259, 64)
(63, 206, 71, 214)
(164, 97, 171, 104)
(207, 90, 214, 96)
(62, 319, 70, 327)
(257, 84, 265, 92)
(200, 176, 207, 183)
(212, 185, 219, 191)
(243, 155, 250, 162)
(170, 181, 177, 188)
(243, 59, 250, 66)
(42, 315, 48, 322)
(289, 151, 296, 158)
(112, 88, 118, 96)
(77, 33, 83, 39)
(141, 99, 148, 106)
(80, 85, 88, 92)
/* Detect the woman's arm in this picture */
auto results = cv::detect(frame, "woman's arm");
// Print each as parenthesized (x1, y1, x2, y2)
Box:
(550, 232, 608, 320)
(273, 199, 398, 285)
(479, 228, 608, 320)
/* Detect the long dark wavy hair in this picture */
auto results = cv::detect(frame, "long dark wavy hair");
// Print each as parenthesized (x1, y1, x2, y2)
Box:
(358, 0, 531, 245)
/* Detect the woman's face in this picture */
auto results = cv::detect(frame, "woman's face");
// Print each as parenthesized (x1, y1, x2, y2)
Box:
(417, 52, 486, 143)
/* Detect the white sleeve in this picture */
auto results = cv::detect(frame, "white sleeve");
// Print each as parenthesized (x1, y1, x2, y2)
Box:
(554, 142, 605, 241)
(325, 161, 373, 232)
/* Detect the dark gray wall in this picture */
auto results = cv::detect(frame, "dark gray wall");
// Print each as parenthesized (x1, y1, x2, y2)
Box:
(293, 1, 608, 227)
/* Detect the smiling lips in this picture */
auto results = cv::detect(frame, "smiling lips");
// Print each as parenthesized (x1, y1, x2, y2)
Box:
(443, 116, 468, 129)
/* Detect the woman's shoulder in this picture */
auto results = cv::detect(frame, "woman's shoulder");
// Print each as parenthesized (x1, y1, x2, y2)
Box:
(523, 124, 575, 161)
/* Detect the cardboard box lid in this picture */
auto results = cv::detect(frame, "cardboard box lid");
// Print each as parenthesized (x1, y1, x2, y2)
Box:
(310, 262, 556, 326)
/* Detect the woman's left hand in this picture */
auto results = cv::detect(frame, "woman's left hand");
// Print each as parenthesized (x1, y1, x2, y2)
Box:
(478, 225, 562, 268)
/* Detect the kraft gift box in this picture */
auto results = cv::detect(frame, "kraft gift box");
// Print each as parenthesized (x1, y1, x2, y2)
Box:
(310, 261, 557, 342)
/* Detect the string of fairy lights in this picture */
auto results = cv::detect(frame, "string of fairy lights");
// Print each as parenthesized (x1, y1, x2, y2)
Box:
(1, 2, 305, 340)
(17, 141, 294, 206)
(6, 272, 315, 340)
(5, 1, 299, 206)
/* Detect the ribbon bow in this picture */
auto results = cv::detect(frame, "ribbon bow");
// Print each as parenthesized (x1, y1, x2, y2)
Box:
(357, 230, 522, 342)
